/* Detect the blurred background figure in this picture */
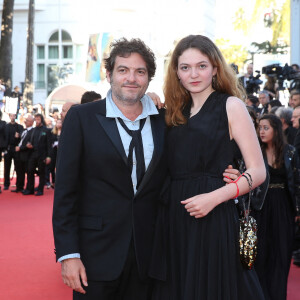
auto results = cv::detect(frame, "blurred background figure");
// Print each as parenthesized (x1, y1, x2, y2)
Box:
(267, 99, 282, 114)
(239, 63, 253, 89)
(258, 90, 271, 115)
(0, 110, 7, 193)
(255, 114, 300, 300)
(10, 86, 23, 115)
(14, 114, 34, 193)
(80, 91, 102, 104)
(0, 79, 6, 110)
(23, 114, 51, 196)
(3, 113, 23, 190)
(289, 90, 300, 109)
(46, 119, 62, 189)
(263, 75, 277, 100)
(245, 94, 260, 114)
(61, 102, 75, 122)
(275, 107, 297, 145)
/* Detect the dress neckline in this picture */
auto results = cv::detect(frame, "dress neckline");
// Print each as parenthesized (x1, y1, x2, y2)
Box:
(188, 91, 217, 121)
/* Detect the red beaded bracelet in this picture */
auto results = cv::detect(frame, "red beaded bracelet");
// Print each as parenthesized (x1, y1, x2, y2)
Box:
(225, 175, 242, 198)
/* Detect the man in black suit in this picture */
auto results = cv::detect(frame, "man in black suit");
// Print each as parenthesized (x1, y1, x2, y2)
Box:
(52, 38, 167, 300)
(0, 111, 6, 193)
(3, 113, 23, 190)
(239, 63, 253, 91)
(23, 113, 51, 196)
(13, 114, 34, 192)
(258, 90, 270, 115)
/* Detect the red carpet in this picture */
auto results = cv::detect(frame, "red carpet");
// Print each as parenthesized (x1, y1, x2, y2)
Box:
(0, 182, 71, 300)
(0, 179, 299, 299)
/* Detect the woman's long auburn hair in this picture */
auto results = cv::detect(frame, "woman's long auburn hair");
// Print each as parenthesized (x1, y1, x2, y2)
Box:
(259, 114, 286, 168)
(164, 35, 245, 127)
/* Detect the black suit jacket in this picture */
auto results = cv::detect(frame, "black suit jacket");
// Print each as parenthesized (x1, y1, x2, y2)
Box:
(18, 128, 34, 162)
(0, 120, 6, 150)
(4, 122, 23, 151)
(30, 125, 52, 159)
(52, 99, 167, 281)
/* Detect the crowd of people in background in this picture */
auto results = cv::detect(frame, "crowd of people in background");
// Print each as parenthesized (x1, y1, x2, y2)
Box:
(238, 62, 300, 299)
(0, 89, 101, 196)
(0, 51, 300, 299)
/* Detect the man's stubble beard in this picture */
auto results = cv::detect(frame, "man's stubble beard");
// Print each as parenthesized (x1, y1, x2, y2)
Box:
(110, 77, 148, 106)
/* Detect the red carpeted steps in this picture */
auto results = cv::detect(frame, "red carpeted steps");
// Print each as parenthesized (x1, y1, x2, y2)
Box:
(0, 181, 299, 299)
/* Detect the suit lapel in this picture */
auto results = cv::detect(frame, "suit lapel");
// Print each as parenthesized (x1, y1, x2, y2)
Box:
(95, 101, 128, 166)
(135, 113, 165, 197)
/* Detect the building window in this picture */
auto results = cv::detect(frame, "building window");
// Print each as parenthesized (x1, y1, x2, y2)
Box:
(63, 45, 73, 59)
(36, 64, 45, 89)
(49, 31, 59, 43)
(62, 30, 72, 42)
(37, 46, 45, 59)
(49, 45, 59, 59)
(35, 29, 83, 93)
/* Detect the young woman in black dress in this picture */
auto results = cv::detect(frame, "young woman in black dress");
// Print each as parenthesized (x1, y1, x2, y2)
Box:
(255, 114, 300, 300)
(152, 35, 266, 300)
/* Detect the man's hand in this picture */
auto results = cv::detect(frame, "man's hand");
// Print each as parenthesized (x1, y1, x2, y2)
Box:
(26, 142, 33, 149)
(45, 157, 51, 165)
(61, 258, 88, 294)
(15, 146, 20, 152)
(223, 165, 241, 183)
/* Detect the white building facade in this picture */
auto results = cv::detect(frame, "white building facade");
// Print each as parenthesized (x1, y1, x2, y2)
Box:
(0, 0, 217, 105)
(291, 0, 300, 65)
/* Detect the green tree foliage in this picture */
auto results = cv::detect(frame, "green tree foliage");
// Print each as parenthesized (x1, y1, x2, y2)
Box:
(215, 38, 249, 72)
(233, 0, 290, 53)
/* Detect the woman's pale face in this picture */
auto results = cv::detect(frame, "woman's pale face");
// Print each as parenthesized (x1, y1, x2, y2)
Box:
(259, 119, 274, 144)
(177, 48, 217, 96)
(56, 120, 62, 129)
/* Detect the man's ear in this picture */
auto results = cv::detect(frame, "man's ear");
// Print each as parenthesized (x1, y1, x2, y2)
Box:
(106, 71, 111, 83)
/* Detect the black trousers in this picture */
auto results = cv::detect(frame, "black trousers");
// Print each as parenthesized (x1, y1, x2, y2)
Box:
(26, 153, 46, 193)
(4, 150, 20, 187)
(73, 240, 153, 300)
(16, 159, 28, 190)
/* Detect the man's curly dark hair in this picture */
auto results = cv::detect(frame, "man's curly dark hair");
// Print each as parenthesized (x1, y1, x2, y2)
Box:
(104, 38, 156, 81)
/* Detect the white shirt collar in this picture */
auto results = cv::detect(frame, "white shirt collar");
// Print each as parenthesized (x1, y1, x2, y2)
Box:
(106, 89, 158, 121)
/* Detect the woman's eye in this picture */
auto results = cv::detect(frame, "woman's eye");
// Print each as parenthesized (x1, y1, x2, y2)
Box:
(181, 66, 189, 71)
(199, 64, 206, 69)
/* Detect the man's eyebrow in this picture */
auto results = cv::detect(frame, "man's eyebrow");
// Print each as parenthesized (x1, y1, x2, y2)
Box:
(116, 65, 129, 69)
(116, 65, 147, 71)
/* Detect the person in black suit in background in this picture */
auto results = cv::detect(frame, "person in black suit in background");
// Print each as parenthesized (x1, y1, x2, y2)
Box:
(52, 38, 168, 300)
(0, 111, 6, 193)
(23, 113, 51, 196)
(239, 63, 253, 90)
(13, 114, 34, 193)
(3, 113, 23, 190)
